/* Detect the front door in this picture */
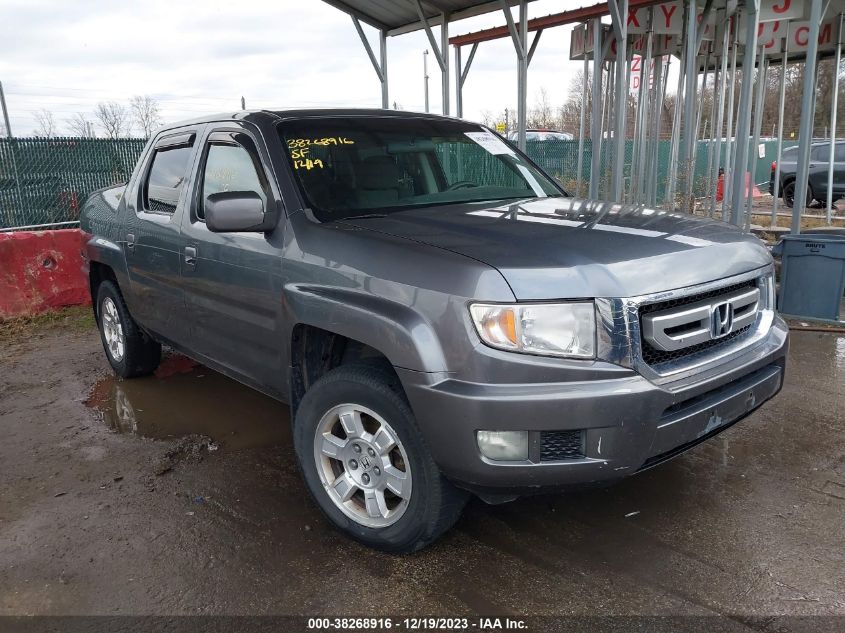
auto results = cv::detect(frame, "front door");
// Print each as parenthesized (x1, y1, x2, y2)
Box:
(123, 128, 200, 345)
(179, 125, 286, 392)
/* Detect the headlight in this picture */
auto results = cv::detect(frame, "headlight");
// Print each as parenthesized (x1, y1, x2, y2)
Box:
(469, 302, 596, 358)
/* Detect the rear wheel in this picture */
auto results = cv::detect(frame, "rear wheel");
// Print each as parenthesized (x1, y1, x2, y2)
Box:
(783, 180, 812, 209)
(96, 281, 161, 378)
(293, 363, 468, 552)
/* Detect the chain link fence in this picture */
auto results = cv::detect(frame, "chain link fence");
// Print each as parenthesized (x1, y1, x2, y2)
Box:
(0, 137, 146, 229)
(0, 135, 789, 230)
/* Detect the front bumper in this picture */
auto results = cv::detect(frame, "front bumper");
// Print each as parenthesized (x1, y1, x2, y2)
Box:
(398, 316, 788, 495)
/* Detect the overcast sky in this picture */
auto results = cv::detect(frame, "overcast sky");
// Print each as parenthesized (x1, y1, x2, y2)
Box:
(0, 0, 588, 137)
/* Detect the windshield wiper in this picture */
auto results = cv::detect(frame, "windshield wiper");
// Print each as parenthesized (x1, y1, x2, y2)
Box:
(343, 213, 388, 220)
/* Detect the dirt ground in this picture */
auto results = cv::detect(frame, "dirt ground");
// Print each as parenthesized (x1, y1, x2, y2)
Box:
(1, 308, 844, 621)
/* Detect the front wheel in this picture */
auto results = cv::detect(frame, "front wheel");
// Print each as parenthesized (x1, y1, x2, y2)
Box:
(96, 281, 161, 378)
(293, 364, 467, 552)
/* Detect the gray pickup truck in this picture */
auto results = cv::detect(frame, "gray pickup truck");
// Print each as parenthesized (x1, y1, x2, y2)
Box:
(81, 109, 788, 552)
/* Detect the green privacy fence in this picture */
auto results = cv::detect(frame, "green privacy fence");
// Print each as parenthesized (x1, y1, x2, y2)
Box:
(0, 137, 146, 229)
(0, 135, 793, 229)
(525, 138, 794, 202)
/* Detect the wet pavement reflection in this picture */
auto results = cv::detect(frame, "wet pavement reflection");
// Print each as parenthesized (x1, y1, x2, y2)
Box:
(86, 354, 290, 450)
(54, 331, 845, 614)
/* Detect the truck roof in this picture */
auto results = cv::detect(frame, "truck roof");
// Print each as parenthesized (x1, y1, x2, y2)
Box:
(158, 108, 464, 131)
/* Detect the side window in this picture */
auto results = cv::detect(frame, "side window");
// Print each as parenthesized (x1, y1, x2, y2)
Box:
(198, 134, 269, 220)
(835, 144, 845, 162)
(144, 144, 193, 214)
(811, 145, 828, 162)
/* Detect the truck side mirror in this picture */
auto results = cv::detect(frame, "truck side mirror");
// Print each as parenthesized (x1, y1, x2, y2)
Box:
(205, 191, 276, 233)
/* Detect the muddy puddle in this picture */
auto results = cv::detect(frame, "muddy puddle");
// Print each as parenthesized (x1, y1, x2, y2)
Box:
(86, 354, 291, 450)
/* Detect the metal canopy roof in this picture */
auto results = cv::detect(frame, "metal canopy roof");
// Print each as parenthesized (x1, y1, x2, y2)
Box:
(449, 0, 665, 47)
(321, 0, 534, 36)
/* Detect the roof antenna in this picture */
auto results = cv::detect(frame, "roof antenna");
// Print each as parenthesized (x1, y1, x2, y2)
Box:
(241, 96, 246, 110)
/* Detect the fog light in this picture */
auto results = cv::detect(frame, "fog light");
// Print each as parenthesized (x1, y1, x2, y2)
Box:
(476, 430, 529, 461)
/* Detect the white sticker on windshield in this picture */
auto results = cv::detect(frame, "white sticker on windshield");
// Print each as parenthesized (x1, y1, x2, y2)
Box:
(464, 131, 515, 155)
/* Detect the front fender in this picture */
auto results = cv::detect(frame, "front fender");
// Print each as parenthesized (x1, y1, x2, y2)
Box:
(284, 283, 447, 372)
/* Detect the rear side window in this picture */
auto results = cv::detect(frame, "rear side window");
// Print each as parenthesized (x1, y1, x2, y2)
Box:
(836, 144, 845, 161)
(144, 143, 193, 214)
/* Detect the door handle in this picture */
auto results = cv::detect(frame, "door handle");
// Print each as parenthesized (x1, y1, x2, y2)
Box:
(126, 233, 135, 251)
(184, 246, 197, 267)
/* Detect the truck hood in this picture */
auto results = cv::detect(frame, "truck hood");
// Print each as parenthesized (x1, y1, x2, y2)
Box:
(342, 197, 772, 300)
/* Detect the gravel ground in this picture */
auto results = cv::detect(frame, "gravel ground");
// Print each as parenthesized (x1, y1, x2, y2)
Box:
(1, 310, 844, 622)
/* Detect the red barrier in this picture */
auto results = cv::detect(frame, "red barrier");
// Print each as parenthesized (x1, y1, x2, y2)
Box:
(0, 229, 90, 319)
(716, 172, 764, 202)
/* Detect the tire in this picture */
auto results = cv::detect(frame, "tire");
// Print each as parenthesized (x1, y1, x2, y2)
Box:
(95, 280, 161, 378)
(293, 363, 468, 552)
(783, 180, 812, 209)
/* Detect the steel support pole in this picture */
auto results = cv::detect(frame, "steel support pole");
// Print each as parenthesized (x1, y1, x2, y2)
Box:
(706, 56, 720, 216)
(792, 0, 824, 234)
(0, 80, 24, 223)
(604, 60, 616, 194)
(379, 30, 388, 108)
(424, 50, 430, 113)
(687, 50, 711, 209)
(648, 56, 668, 206)
(711, 14, 731, 217)
(414, 1, 449, 115)
(590, 19, 604, 200)
(517, 1, 527, 151)
(454, 42, 478, 120)
(729, 1, 759, 227)
(454, 46, 462, 118)
(635, 18, 655, 203)
(500, 0, 528, 150)
(826, 13, 843, 222)
(771, 31, 789, 226)
(722, 17, 739, 219)
(0, 80, 11, 137)
(576, 54, 589, 196)
(666, 21, 687, 207)
(631, 39, 647, 201)
(623, 44, 634, 202)
(608, 0, 629, 202)
(352, 17, 389, 108)
(746, 47, 768, 231)
(680, 0, 700, 209)
(441, 15, 450, 115)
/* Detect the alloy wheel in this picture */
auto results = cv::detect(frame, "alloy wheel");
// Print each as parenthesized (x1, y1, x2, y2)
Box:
(313, 403, 412, 528)
(101, 297, 125, 362)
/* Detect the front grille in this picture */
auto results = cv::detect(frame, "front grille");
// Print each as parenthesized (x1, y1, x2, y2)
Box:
(641, 325, 753, 365)
(639, 279, 759, 367)
(540, 431, 584, 462)
(639, 280, 756, 317)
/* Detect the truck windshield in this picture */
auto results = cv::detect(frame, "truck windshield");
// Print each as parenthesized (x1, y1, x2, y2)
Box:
(279, 117, 564, 221)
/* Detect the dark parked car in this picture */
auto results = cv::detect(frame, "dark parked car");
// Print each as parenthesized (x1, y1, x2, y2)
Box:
(506, 128, 574, 141)
(770, 141, 845, 207)
(81, 109, 788, 552)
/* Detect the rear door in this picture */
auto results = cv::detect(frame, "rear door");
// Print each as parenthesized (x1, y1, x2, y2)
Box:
(808, 144, 829, 198)
(123, 128, 200, 344)
(834, 142, 845, 198)
(179, 124, 286, 391)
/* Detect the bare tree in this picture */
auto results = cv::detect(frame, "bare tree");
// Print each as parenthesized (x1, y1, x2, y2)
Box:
(478, 109, 496, 127)
(130, 95, 162, 138)
(528, 88, 556, 129)
(66, 112, 95, 138)
(95, 101, 129, 139)
(33, 109, 56, 137)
